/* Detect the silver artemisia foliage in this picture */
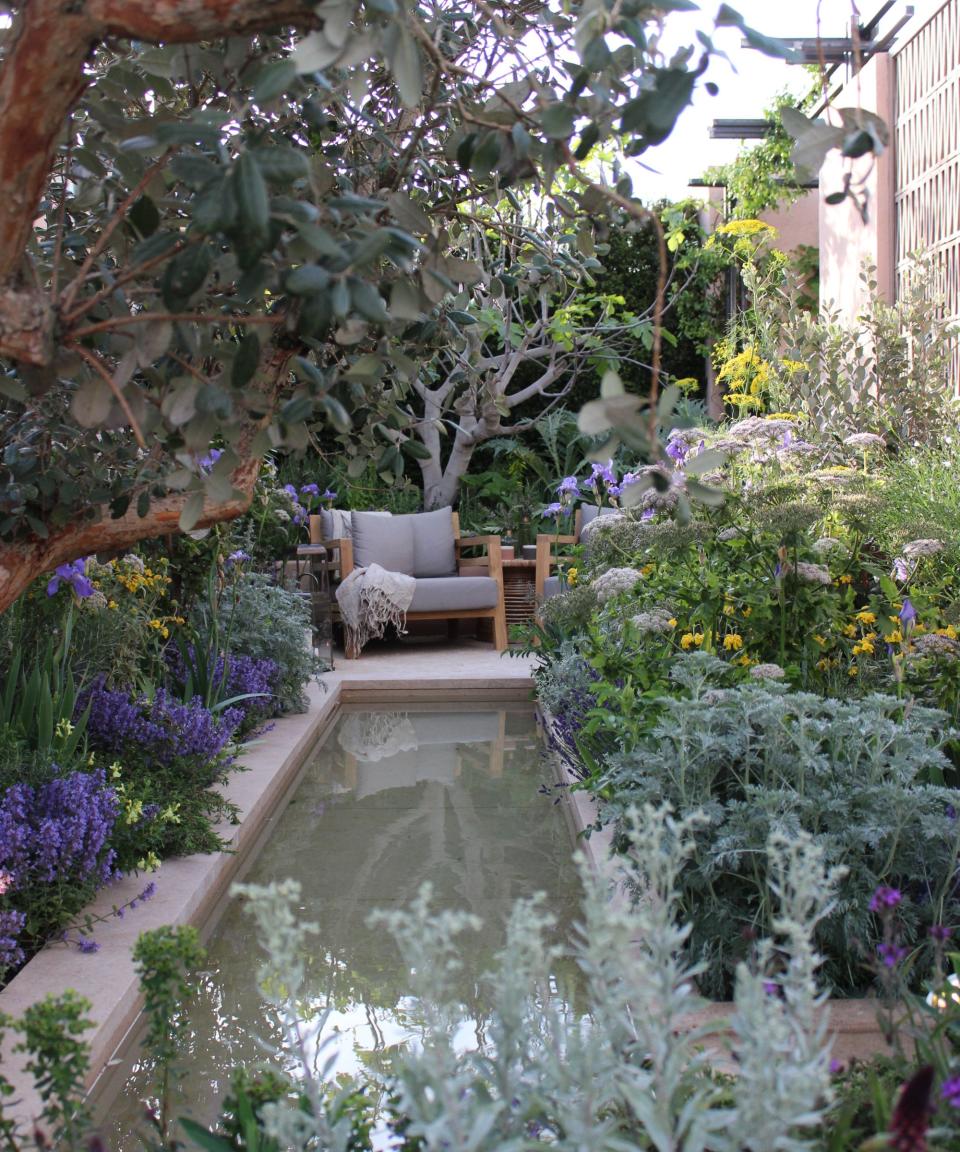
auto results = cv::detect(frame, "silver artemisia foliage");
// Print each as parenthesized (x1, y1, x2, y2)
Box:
(230, 805, 837, 1152)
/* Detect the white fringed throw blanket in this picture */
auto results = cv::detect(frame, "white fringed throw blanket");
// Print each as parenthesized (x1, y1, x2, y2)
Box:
(335, 563, 415, 656)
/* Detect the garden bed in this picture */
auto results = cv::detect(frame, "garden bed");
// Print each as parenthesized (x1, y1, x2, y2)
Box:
(0, 649, 535, 1130)
(548, 718, 897, 1067)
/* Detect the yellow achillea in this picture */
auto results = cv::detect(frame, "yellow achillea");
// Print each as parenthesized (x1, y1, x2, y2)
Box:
(855, 610, 877, 624)
(715, 219, 777, 239)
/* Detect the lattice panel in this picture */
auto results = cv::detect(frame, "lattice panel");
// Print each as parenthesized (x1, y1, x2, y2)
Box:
(895, 0, 960, 387)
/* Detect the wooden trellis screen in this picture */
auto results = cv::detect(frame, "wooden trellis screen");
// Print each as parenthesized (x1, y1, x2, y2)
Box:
(894, 0, 960, 387)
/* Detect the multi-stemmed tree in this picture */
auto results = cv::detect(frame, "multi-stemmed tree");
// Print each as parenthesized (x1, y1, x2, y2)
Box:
(0, 0, 786, 610)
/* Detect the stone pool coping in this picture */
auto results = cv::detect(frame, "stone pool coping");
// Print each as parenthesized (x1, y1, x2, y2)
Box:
(0, 645, 536, 1129)
(554, 750, 894, 1065)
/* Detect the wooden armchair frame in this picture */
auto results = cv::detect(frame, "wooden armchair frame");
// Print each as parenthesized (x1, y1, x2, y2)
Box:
(308, 511, 508, 658)
(534, 507, 583, 601)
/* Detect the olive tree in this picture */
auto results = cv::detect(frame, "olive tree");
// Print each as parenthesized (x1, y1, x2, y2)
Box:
(0, 0, 788, 610)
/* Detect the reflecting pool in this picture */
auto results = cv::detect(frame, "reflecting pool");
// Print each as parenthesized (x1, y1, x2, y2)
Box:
(98, 703, 581, 1144)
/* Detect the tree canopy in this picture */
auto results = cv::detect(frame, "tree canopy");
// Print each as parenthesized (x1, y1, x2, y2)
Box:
(0, 0, 793, 610)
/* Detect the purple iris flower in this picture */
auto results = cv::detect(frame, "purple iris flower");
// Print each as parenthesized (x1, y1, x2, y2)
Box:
(322, 489, 337, 501)
(899, 598, 917, 625)
(607, 484, 623, 498)
(641, 507, 655, 522)
(556, 476, 580, 497)
(665, 436, 688, 466)
(198, 448, 223, 474)
(283, 484, 298, 500)
(46, 559, 94, 599)
(299, 483, 320, 498)
(543, 502, 563, 517)
(589, 461, 616, 487)
(226, 550, 250, 566)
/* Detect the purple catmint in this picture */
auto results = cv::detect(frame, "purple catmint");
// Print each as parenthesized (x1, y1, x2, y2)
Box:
(0, 770, 119, 891)
(80, 679, 240, 770)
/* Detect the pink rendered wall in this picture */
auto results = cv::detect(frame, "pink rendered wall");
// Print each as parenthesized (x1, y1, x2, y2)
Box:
(761, 190, 819, 257)
(818, 53, 896, 316)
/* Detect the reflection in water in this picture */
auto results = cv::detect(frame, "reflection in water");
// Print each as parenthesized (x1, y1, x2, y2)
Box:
(99, 705, 581, 1145)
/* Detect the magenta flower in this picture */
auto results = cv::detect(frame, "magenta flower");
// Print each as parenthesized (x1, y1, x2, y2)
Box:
(942, 1077, 960, 1108)
(878, 942, 908, 968)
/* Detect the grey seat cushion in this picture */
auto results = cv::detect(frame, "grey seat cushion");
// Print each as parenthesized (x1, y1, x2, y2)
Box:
(409, 576, 499, 612)
(394, 507, 457, 577)
(352, 511, 415, 574)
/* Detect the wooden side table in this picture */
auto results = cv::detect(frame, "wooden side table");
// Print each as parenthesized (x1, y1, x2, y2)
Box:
(501, 557, 538, 627)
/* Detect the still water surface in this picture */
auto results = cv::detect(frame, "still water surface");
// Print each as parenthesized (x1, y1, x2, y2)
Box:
(99, 703, 580, 1144)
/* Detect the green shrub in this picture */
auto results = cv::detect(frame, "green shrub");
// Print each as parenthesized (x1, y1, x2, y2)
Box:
(598, 655, 960, 997)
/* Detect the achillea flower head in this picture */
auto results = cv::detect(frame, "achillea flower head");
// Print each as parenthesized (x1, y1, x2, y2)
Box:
(811, 537, 843, 555)
(631, 609, 675, 634)
(844, 431, 886, 449)
(592, 567, 643, 604)
(794, 562, 832, 586)
(750, 663, 785, 680)
(903, 539, 944, 559)
(911, 633, 960, 659)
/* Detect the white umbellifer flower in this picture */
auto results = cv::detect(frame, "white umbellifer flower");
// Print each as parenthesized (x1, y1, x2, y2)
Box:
(750, 662, 786, 680)
(794, 562, 832, 585)
(843, 432, 886, 449)
(811, 537, 843, 555)
(631, 609, 674, 634)
(275, 508, 291, 523)
(591, 567, 644, 603)
(87, 589, 108, 610)
(902, 538, 944, 558)
(717, 527, 742, 542)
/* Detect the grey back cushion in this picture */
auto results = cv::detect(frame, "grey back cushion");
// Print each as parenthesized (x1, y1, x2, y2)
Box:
(580, 503, 617, 528)
(351, 511, 415, 574)
(395, 507, 457, 578)
(319, 508, 390, 540)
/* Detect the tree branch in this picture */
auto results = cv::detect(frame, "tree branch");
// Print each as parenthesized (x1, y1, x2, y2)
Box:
(0, 0, 321, 306)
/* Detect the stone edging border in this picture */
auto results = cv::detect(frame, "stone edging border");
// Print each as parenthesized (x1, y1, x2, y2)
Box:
(0, 670, 534, 1129)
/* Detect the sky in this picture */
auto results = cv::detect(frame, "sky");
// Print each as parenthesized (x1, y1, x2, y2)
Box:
(632, 0, 944, 202)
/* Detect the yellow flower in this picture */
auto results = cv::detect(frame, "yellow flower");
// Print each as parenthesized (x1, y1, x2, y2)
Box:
(680, 632, 705, 651)
(838, 574, 852, 585)
(723, 602, 735, 616)
(109, 761, 122, 779)
(137, 852, 161, 873)
(125, 798, 145, 826)
(667, 618, 677, 628)
(816, 658, 830, 672)
(914, 623, 926, 635)
(723, 634, 743, 651)
(855, 610, 876, 624)
(735, 653, 754, 667)
(742, 606, 752, 618)
(160, 803, 182, 825)
(640, 563, 655, 577)
(853, 640, 874, 656)
(888, 629, 903, 644)
(566, 568, 578, 587)
(814, 634, 827, 647)
(843, 624, 857, 638)
(107, 600, 118, 610)
(55, 718, 74, 739)
(848, 665, 859, 677)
